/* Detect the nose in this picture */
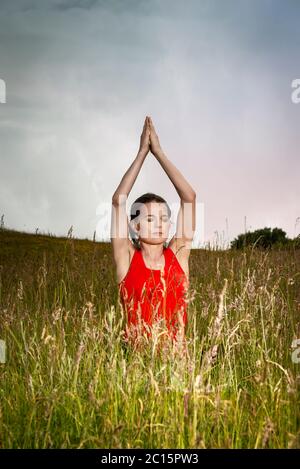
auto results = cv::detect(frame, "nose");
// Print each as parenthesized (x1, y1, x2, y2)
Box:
(153, 219, 161, 229)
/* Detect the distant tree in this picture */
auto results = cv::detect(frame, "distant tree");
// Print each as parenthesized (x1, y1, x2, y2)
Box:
(230, 227, 290, 249)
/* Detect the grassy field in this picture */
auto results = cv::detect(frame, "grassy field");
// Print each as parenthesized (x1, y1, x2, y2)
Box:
(0, 227, 299, 448)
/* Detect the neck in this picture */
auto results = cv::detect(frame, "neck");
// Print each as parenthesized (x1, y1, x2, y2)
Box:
(140, 242, 165, 260)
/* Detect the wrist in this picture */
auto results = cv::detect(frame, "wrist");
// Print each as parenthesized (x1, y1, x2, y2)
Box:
(154, 148, 166, 159)
(137, 148, 148, 159)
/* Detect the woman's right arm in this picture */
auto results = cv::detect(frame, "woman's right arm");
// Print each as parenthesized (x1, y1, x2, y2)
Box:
(111, 150, 147, 206)
(112, 116, 150, 205)
(111, 149, 147, 247)
(111, 117, 150, 269)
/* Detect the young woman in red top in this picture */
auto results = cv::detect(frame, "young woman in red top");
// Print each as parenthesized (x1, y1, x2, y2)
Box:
(111, 116, 196, 349)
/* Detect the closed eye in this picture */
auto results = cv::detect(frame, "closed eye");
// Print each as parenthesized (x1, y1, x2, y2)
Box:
(147, 216, 169, 222)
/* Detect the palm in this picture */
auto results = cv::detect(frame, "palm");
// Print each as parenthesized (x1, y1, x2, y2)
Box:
(149, 117, 162, 155)
(139, 116, 151, 155)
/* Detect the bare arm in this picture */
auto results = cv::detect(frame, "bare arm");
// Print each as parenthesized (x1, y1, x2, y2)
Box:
(111, 117, 150, 274)
(154, 149, 196, 242)
(148, 116, 196, 249)
(112, 150, 147, 205)
(152, 149, 196, 203)
(112, 117, 150, 203)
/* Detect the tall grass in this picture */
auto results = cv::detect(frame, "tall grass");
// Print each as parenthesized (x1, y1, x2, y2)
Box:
(0, 228, 299, 448)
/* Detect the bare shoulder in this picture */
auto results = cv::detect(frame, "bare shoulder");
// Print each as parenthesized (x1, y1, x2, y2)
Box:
(110, 198, 137, 284)
(168, 237, 192, 281)
(112, 239, 136, 284)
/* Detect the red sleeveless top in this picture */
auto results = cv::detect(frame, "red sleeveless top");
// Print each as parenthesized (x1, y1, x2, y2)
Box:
(118, 246, 188, 343)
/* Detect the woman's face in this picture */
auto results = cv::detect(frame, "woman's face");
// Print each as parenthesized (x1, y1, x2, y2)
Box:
(132, 202, 171, 245)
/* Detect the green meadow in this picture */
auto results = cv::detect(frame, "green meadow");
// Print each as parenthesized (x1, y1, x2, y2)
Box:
(0, 227, 299, 448)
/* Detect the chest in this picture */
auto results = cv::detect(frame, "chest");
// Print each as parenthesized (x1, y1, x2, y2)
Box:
(120, 260, 187, 300)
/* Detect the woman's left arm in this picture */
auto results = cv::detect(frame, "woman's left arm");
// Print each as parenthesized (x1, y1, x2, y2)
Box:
(149, 117, 196, 246)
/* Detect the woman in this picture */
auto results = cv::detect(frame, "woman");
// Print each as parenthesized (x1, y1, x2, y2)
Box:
(111, 116, 196, 348)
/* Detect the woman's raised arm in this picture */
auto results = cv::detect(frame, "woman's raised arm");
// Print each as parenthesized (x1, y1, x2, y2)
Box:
(111, 117, 150, 277)
(148, 116, 196, 253)
(112, 116, 150, 205)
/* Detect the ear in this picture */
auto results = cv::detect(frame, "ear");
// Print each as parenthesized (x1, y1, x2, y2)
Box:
(129, 219, 139, 239)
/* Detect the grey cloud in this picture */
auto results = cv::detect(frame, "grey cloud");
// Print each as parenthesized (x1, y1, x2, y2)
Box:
(0, 0, 299, 245)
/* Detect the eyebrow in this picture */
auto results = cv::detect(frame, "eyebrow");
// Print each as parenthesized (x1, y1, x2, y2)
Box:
(145, 214, 168, 218)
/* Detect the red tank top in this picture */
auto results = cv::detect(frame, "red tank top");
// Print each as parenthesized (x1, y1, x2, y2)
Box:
(118, 246, 188, 343)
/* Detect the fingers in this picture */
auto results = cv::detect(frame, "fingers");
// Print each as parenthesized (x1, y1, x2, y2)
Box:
(143, 116, 152, 134)
(148, 117, 155, 132)
(143, 116, 149, 127)
(143, 116, 153, 125)
(143, 116, 150, 134)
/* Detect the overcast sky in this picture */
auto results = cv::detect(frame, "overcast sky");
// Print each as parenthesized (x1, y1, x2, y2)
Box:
(0, 0, 299, 248)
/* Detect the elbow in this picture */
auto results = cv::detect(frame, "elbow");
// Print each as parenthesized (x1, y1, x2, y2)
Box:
(182, 191, 196, 203)
(112, 193, 127, 205)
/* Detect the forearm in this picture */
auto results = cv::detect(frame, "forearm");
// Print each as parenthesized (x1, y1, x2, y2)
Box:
(154, 149, 196, 201)
(112, 150, 147, 204)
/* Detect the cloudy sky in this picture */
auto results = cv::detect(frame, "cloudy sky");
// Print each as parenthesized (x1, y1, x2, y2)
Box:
(0, 0, 299, 248)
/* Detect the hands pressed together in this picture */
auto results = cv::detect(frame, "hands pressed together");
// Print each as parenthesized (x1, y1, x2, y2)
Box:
(139, 115, 163, 157)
